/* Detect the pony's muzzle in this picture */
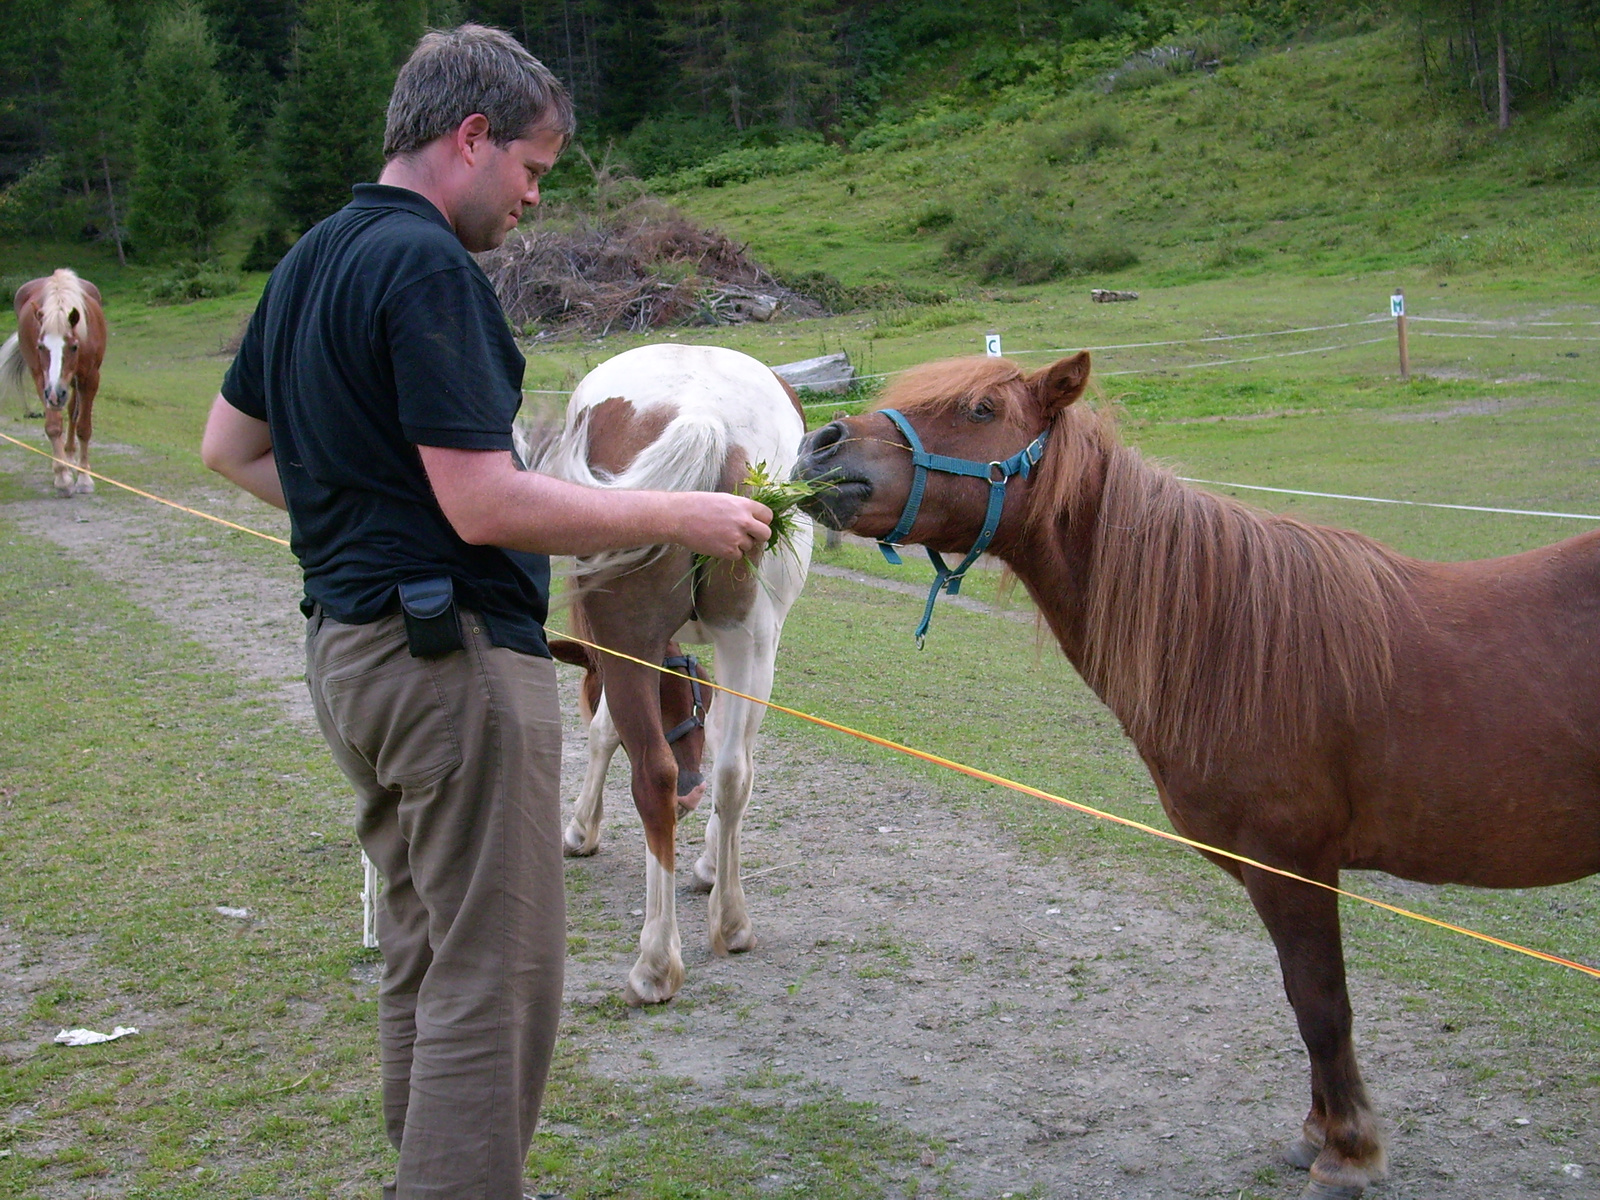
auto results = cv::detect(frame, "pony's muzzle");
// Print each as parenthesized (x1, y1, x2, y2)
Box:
(795, 422, 867, 529)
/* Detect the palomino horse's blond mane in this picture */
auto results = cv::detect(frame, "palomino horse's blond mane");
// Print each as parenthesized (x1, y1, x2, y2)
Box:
(37, 268, 89, 337)
(885, 357, 1413, 772)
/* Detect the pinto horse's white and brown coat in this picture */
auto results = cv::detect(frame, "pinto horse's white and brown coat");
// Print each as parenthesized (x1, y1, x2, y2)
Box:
(537, 343, 811, 1004)
(1, 269, 107, 495)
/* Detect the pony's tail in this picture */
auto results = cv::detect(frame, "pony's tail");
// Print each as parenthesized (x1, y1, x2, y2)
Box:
(0, 334, 28, 414)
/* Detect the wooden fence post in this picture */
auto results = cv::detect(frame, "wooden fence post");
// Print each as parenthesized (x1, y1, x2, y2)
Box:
(1392, 288, 1410, 381)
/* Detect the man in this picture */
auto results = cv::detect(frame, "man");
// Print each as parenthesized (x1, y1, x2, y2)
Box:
(200, 25, 771, 1200)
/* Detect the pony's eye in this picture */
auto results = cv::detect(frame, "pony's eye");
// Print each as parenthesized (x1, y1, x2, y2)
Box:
(969, 399, 996, 422)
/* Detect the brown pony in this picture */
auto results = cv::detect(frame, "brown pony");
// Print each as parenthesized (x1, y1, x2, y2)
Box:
(794, 352, 1600, 1200)
(0, 269, 107, 495)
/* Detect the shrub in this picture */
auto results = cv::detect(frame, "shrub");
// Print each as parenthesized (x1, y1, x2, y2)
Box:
(0, 156, 91, 239)
(946, 200, 1137, 284)
(775, 269, 952, 313)
(1028, 115, 1127, 164)
(144, 259, 242, 303)
(1556, 91, 1600, 163)
(653, 138, 837, 190)
(870, 302, 985, 339)
(242, 227, 296, 273)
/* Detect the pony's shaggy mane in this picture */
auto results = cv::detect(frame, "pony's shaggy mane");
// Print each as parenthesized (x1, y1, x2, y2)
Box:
(38, 269, 89, 337)
(1033, 401, 1412, 769)
(882, 357, 1413, 771)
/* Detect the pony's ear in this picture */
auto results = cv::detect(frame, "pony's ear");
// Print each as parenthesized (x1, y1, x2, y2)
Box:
(1031, 351, 1091, 416)
(547, 638, 597, 672)
(68, 308, 80, 328)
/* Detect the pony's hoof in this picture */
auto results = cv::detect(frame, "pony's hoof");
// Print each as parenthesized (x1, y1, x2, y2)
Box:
(54, 486, 72, 498)
(718, 925, 757, 955)
(562, 824, 599, 857)
(689, 860, 715, 893)
(1303, 1181, 1364, 1200)
(1284, 1138, 1320, 1170)
(72, 479, 94, 494)
(623, 968, 681, 1006)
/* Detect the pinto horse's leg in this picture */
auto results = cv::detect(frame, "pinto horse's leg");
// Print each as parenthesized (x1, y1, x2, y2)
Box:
(696, 616, 780, 956)
(563, 694, 619, 857)
(601, 655, 685, 1005)
(1241, 863, 1385, 1198)
(582, 554, 695, 1005)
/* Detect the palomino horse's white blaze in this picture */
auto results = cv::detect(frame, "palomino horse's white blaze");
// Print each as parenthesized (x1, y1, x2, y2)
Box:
(538, 343, 811, 1002)
(41, 334, 65, 397)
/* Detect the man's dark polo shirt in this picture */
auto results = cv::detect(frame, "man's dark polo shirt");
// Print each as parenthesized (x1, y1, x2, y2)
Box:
(221, 184, 549, 656)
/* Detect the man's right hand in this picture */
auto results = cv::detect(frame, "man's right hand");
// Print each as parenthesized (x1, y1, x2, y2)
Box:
(673, 493, 774, 561)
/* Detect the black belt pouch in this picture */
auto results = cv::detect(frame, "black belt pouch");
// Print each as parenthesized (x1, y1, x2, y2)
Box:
(397, 576, 464, 658)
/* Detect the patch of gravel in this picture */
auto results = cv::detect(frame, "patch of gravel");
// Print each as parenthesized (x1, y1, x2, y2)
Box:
(2, 437, 1594, 1200)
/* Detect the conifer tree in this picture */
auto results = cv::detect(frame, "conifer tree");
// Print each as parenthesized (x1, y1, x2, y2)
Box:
(55, 0, 132, 263)
(269, 0, 392, 233)
(129, 3, 238, 259)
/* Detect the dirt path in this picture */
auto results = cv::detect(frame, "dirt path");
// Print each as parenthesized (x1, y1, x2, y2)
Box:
(2, 439, 1593, 1200)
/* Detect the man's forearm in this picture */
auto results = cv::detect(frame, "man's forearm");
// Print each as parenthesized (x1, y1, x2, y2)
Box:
(419, 445, 771, 560)
(200, 395, 286, 510)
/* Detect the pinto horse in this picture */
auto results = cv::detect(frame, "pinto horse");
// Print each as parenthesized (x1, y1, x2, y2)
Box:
(795, 352, 1600, 1199)
(535, 343, 812, 1005)
(547, 628, 713, 855)
(0, 269, 106, 495)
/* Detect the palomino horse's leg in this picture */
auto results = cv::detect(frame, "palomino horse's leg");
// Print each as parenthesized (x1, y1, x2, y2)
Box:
(43, 402, 73, 496)
(563, 693, 619, 857)
(1241, 862, 1385, 1199)
(70, 381, 95, 494)
(695, 618, 779, 956)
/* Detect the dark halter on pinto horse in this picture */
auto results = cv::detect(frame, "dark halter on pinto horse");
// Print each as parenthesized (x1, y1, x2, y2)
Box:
(873, 408, 1047, 646)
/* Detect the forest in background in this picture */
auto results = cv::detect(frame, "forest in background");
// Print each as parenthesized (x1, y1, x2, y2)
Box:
(3, 0, 1599, 288)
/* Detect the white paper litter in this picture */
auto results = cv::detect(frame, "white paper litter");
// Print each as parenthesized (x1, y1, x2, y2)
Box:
(54, 1026, 138, 1046)
(215, 905, 250, 919)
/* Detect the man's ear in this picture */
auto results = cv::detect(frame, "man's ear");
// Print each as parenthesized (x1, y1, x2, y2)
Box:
(455, 112, 493, 162)
(547, 638, 596, 672)
(1029, 351, 1091, 417)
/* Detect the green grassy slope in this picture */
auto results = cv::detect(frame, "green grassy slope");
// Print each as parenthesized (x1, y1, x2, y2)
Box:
(660, 24, 1597, 290)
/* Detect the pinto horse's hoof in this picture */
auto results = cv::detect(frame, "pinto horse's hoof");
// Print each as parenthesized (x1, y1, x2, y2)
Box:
(1284, 1138, 1320, 1170)
(1303, 1181, 1365, 1200)
(72, 478, 94, 494)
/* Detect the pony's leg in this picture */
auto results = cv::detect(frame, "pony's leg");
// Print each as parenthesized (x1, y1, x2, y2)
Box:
(563, 694, 619, 857)
(1242, 863, 1385, 1199)
(70, 378, 94, 494)
(42, 403, 72, 496)
(602, 656, 685, 1004)
(688, 688, 725, 890)
(697, 616, 779, 956)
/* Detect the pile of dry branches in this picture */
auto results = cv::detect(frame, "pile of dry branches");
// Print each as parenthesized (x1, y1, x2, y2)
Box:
(478, 199, 822, 337)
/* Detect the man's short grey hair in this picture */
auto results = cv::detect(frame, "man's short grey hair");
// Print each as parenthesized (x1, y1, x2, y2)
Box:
(384, 24, 575, 160)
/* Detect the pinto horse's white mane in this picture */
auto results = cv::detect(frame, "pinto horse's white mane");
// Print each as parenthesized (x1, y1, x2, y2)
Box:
(534, 343, 803, 582)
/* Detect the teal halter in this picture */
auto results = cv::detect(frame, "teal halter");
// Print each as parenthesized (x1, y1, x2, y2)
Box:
(874, 408, 1048, 647)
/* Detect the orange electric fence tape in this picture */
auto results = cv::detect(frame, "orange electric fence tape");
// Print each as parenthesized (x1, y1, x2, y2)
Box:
(4, 427, 1597, 982)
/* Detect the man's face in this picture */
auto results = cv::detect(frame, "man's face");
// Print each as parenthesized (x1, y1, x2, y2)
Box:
(455, 126, 565, 252)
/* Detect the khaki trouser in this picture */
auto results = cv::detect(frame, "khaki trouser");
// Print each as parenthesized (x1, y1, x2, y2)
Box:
(305, 610, 565, 1200)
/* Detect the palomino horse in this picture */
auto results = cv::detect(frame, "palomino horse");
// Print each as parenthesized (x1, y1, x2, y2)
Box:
(535, 343, 812, 1004)
(0, 269, 107, 495)
(795, 352, 1600, 1199)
